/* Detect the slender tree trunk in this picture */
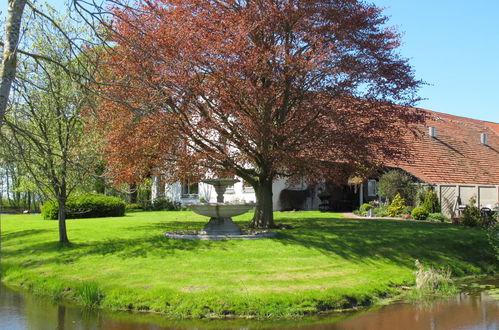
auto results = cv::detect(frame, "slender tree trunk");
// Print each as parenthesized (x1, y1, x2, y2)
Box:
(57, 197, 69, 244)
(5, 168, 10, 204)
(27, 191, 31, 211)
(57, 181, 70, 244)
(249, 178, 275, 228)
(0, 0, 27, 126)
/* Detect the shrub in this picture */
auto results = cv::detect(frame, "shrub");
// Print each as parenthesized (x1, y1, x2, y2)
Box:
(480, 208, 497, 228)
(152, 198, 178, 211)
(427, 212, 448, 222)
(386, 193, 406, 217)
(126, 203, 143, 211)
(41, 194, 126, 220)
(422, 188, 441, 213)
(141, 198, 179, 211)
(359, 203, 372, 215)
(402, 205, 414, 215)
(460, 205, 481, 227)
(377, 170, 417, 205)
(411, 206, 429, 220)
(372, 206, 387, 217)
(487, 223, 499, 261)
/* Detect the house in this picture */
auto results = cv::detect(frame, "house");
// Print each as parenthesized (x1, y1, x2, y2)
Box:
(151, 109, 498, 217)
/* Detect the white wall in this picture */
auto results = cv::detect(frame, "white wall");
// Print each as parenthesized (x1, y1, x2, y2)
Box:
(151, 175, 319, 211)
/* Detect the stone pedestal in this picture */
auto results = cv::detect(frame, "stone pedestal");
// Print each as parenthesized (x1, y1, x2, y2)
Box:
(200, 217, 242, 235)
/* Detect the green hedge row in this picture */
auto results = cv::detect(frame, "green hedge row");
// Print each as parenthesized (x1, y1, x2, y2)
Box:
(42, 194, 126, 220)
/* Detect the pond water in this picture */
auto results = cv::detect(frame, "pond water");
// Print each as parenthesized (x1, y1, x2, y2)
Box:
(1, 281, 498, 330)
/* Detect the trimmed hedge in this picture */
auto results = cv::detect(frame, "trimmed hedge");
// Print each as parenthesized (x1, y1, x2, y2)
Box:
(42, 194, 126, 220)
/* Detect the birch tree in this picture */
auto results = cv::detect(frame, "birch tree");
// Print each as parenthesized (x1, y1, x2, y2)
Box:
(0, 0, 27, 126)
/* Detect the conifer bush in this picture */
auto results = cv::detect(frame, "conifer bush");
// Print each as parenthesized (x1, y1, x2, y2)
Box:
(422, 189, 441, 213)
(386, 193, 406, 217)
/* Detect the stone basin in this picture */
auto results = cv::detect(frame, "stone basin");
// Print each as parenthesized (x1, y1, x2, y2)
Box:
(190, 203, 254, 218)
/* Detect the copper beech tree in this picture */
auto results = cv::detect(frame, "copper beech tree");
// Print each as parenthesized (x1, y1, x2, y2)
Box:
(96, 0, 425, 228)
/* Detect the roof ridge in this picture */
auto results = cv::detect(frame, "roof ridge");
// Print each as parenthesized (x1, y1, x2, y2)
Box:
(411, 107, 498, 125)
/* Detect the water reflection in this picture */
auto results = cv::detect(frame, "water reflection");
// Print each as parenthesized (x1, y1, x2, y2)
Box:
(1, 282, 498, 330)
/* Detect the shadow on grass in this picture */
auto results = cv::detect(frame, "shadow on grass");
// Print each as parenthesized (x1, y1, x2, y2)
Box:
(2, 229, 52, 240)
(1, 217, 495, 275)
(1, 221, 228, 265)
(274, 217, 496, 274)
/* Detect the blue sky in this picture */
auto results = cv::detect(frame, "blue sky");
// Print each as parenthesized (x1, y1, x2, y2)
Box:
(2, 0, 498, 123)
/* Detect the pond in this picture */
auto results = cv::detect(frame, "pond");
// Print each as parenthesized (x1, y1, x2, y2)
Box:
(1, 280, 498, 330)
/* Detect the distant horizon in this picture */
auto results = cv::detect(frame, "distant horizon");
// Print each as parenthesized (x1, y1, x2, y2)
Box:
(1, 0, 498, 123)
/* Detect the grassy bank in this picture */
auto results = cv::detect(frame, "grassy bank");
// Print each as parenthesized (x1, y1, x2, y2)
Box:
(0, 211, 496, 318)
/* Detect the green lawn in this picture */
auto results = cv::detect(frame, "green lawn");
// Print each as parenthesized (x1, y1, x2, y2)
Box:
(0, 211, 496, 318)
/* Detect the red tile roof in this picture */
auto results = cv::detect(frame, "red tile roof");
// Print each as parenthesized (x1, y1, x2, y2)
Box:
(390, 109, 499, 185)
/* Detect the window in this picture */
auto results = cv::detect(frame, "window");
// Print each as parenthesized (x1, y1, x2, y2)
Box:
(367, 180, 377, 197)
(181, 182, 199, 197)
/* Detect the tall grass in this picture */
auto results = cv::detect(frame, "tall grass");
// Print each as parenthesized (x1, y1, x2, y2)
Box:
(78, 282, 101, 307)
(408, 259, 456, 300)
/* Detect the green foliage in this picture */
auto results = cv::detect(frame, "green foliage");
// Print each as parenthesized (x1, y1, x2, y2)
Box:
(41, 194, 126, 220)
(480, 208, 497, 229)
(141, 198, 179, 211)
(372, 207, 386, 217)
(411, 207, 429, 220)
(402, 206, 414, 215)
(126, 203, 143, 211)
(371, 203, 388, 217)
(359, 203, 372, 215)
(460, 205, 481, 227)
(422, 188, 441, 213)
(487, 223, 499, 261)
(78, 282, 102, 307)
(386, 193, 405, 217)
(377, 170, 417, 205)
(427, 213, 448, 222)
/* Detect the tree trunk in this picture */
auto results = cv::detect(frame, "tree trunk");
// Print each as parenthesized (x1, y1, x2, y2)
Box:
(57, 196, 69, 244)
(249, 179, 276, 228)
(0, 0, 27, 126)
(27, 191, 31, 212)
(129, 183, 138, 203)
